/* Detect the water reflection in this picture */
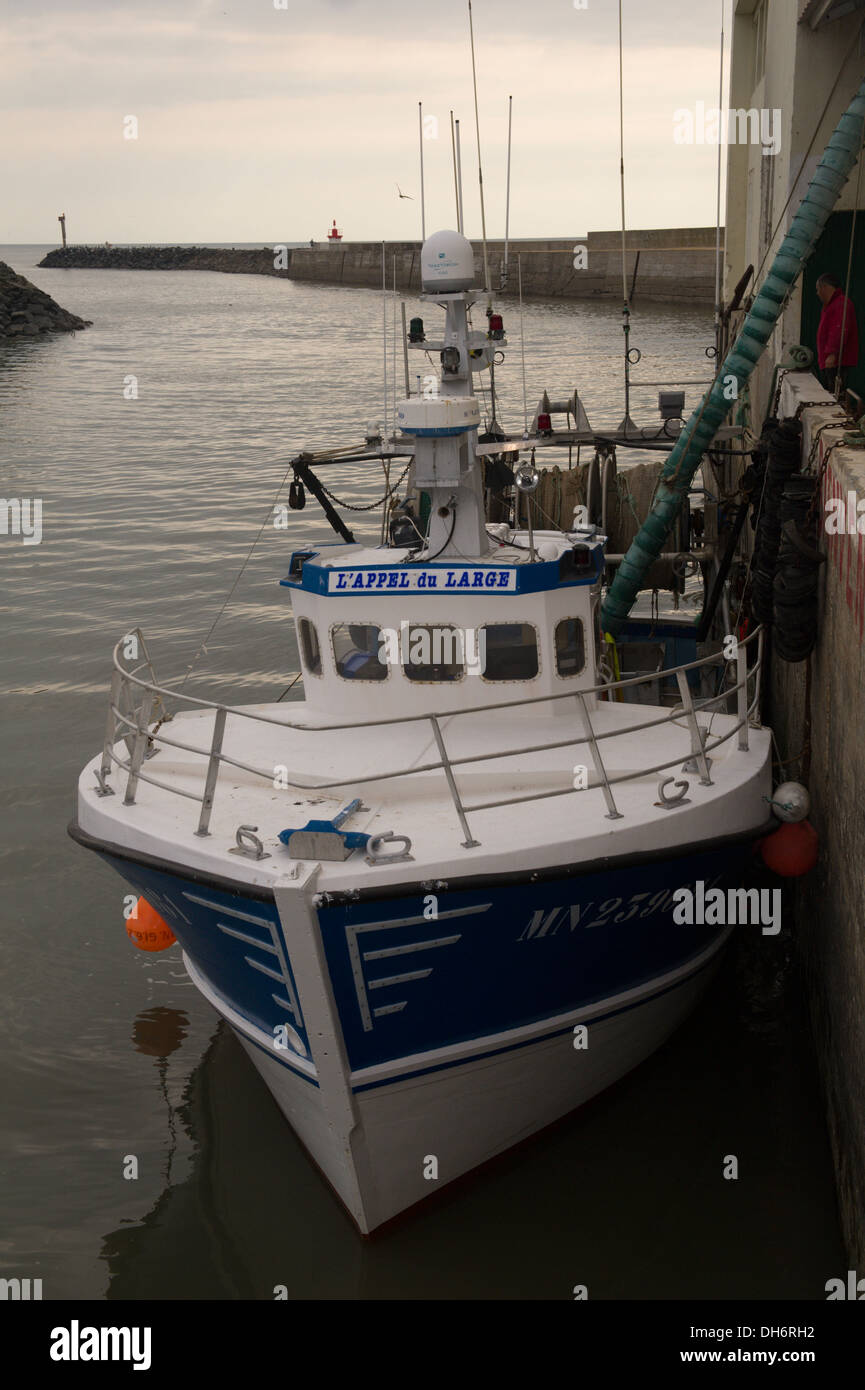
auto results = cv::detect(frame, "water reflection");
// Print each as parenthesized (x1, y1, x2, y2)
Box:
(99, 933, 843, 1301)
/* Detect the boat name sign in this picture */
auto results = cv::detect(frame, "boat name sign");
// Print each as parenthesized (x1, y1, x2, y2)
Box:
(328, 567, 517, 592)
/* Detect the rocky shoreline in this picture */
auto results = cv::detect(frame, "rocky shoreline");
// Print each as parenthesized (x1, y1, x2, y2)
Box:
(39, 245, 288, 277)
(0, 260, 92, 337)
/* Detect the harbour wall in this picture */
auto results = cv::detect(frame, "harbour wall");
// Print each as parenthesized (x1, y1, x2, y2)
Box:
(39, 229, 721, 306)
(281, 229, 720, 305)
(771, 372, 865, 1270)
(39, 245, 286, 277)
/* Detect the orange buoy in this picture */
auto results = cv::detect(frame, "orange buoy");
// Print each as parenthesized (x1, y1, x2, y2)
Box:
(760, 819, 819, 877)
(125, 897, 177, 952)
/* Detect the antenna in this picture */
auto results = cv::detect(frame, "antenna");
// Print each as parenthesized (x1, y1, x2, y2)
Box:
(467, 0, 491, 296)
(518, 254, 528, 436)
(418, 101, 426, 242)
(381, 242, 388, 444)
(450, 111, 460, 228)
(392, 254, 398, 440)
(503, 95, 513, 291)
(401, 301, 410, 395)
(617, 0, 635, 435)
(455, 119, 465, 234)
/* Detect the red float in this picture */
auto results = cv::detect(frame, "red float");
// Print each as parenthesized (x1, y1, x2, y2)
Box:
(759, 819, 819, 877)
(125, 897, 177, 952)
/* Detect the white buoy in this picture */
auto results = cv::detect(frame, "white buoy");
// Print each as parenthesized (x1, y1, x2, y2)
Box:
(770, 782, 810, 823)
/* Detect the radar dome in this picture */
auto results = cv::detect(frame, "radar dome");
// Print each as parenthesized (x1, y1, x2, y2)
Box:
(421, 230, 476, 292)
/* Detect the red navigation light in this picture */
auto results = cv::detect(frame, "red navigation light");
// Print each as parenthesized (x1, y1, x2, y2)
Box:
(537, 413, 552, 434)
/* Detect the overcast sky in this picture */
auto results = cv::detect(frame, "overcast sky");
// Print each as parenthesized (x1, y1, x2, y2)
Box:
(0, 0, 731, 243)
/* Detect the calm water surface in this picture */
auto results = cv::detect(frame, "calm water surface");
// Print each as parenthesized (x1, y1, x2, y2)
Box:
(0, 246, 843, 1298)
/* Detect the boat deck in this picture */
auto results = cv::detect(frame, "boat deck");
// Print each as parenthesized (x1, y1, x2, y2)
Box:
(78, 686, 772, 894)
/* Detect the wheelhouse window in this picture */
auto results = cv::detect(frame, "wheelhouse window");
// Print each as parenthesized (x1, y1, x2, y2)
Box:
(331, 623, 388, 681)
(402, 625, 464, 683)
(298, 618, 322, 676)
(554, 618, 585, 678)
(480, 623, 539, 681)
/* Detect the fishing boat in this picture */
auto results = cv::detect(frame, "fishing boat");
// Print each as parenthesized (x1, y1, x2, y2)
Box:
(70, 229, 777, 1233)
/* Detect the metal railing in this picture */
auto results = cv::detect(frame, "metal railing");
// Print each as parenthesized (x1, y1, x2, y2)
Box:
(95, 627, 764, 851)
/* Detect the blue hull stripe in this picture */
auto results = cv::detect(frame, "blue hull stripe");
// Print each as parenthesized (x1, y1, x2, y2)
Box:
(233, 934, 725, 1095)
(75, 827, 755, 1096)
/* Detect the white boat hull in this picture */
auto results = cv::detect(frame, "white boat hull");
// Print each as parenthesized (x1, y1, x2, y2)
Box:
(188, 932, 728, 1233)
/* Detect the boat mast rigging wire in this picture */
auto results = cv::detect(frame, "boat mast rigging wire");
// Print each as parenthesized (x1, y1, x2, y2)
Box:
(518, 254, 529, 436)
(392, 254, 398, 441)
(714, 0, 726, 356)
(455, 118, 465, 233)
(172, 455, 301, 697)
(450, 111, 460, 229)
(617, 0, 634, 434)
(503, 94, 513, 291)
(381, 242, 388, 445)
(468, 0, 491, 298)
(418, 101, 427, 242)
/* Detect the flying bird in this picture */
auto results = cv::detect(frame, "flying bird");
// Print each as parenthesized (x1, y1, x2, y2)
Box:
(396, 184, 414, 200)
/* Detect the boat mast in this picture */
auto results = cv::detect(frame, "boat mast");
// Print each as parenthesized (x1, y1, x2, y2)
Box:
(399, 233, 491, 561)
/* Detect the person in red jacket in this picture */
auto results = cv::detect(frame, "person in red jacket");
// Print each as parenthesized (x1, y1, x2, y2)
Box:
(816, 272, 858, 393)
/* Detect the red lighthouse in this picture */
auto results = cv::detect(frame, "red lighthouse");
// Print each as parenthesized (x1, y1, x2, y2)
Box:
(326, 219, 343, 244)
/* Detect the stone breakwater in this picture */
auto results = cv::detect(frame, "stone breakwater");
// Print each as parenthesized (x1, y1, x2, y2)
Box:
(39, 229, 722, 306)
(288, 230, 722, 305)
(39, 245, 288, 277)
(0, 261, 92, 337)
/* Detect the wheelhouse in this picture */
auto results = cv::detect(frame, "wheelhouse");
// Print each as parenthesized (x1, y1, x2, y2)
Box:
(280, 533, 606, 719)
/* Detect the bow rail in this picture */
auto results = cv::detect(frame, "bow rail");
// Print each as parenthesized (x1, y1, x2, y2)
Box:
(96, 627, 764, 849)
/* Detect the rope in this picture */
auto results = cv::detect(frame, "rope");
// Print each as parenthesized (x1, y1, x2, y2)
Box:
(805, 437, 843, 534)
(616, 470, 642, 528)
(738, 445, 772, 610)
(379, 455, 392, 544)
(276, 672, 303, 702)
(174, 457, 298, 695)
(163, 452, 410, 704)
